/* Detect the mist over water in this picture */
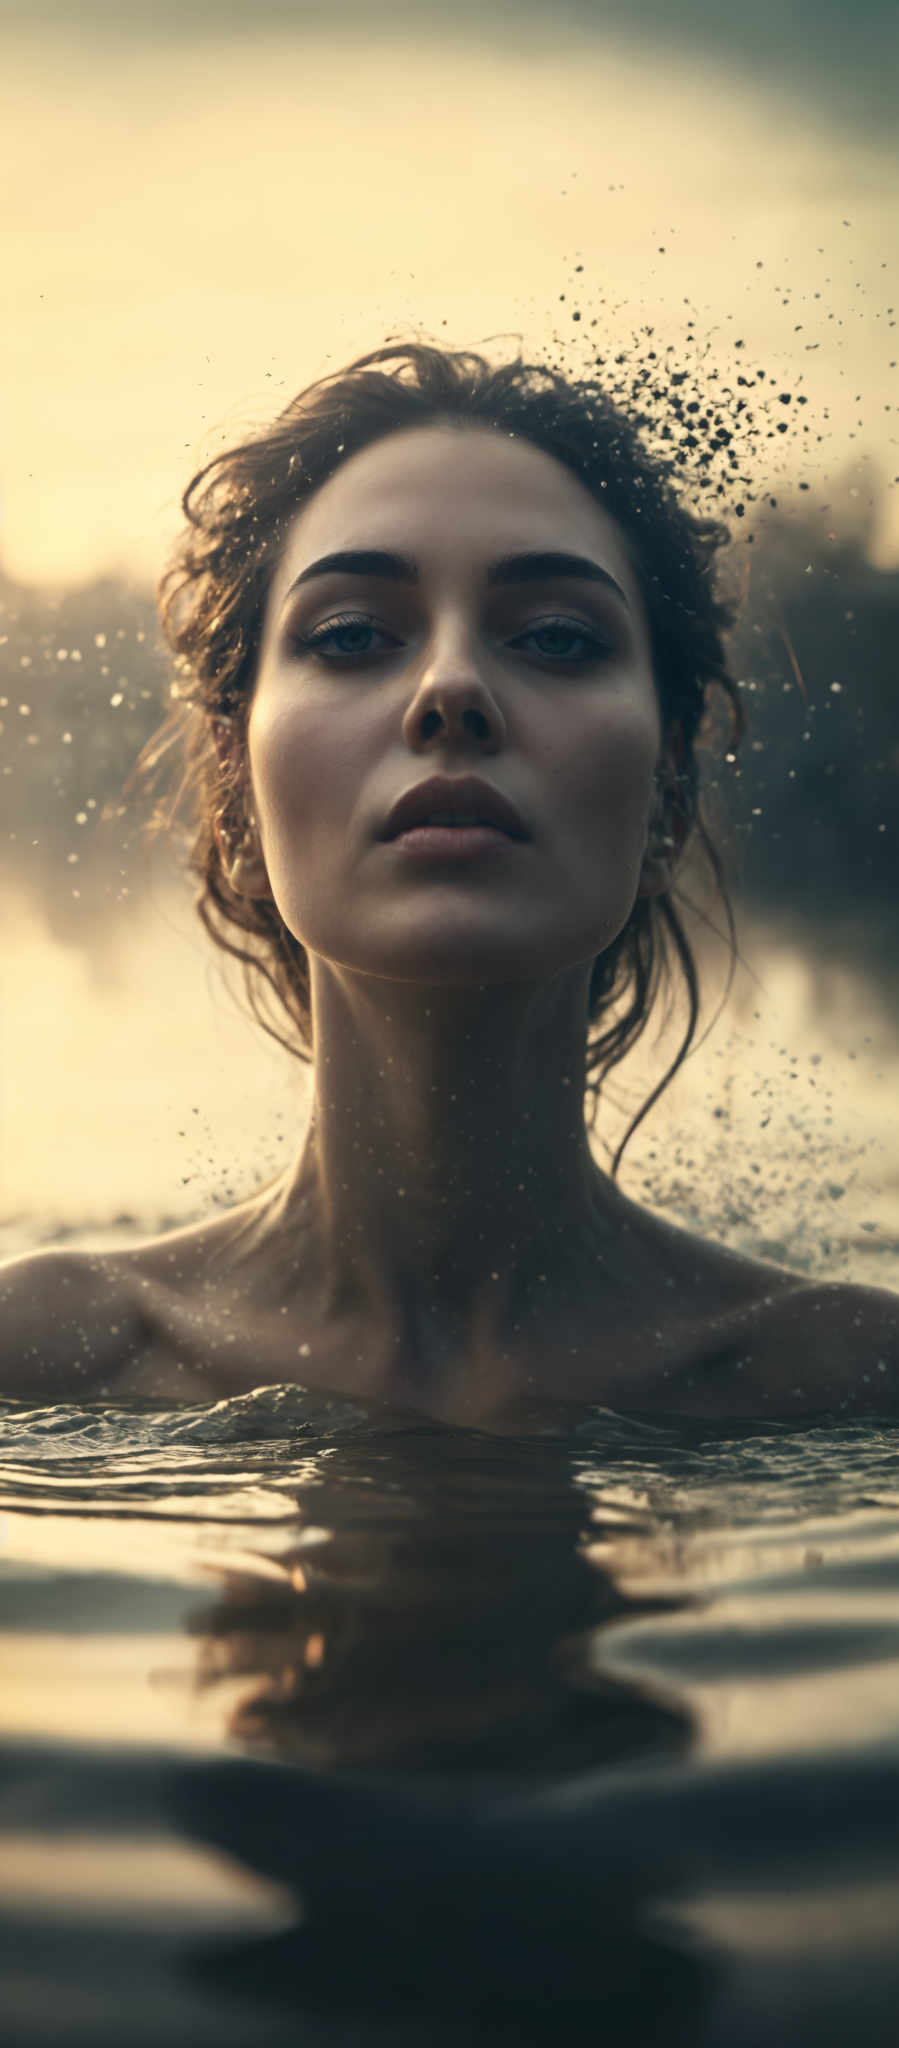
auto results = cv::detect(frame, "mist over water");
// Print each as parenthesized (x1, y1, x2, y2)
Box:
(3, 883, 898, 1292)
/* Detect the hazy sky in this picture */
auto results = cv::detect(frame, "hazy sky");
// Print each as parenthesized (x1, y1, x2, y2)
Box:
(3, 0, 898, 131)
(2, 5, 897, 586)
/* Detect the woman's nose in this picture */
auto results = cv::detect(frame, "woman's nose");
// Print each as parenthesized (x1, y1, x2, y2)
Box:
(401, 660, 506, 754)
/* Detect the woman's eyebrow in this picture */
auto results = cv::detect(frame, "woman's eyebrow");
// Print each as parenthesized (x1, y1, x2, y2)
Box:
(281, 549, 630, 609)
(285, 549, 417, 597)
(489, 551, 630, 608)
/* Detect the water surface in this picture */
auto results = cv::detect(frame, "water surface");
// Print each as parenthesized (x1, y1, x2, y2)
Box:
(2, 1386, 899, 2045)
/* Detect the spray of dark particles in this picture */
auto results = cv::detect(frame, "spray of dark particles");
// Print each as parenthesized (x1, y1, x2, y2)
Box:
(522, 239, 898, 1284)
(544, 222, 895, 525)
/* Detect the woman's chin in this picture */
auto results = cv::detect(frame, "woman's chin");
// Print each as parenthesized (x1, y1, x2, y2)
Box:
(309, 927, 621, 991)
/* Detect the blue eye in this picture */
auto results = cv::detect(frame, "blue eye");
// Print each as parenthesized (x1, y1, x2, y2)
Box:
(291, 611, 612, 667)
(513, 618, 611, 663)
(293, 613, 397, 661)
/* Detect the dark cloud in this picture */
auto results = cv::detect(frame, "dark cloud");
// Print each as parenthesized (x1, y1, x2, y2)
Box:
(3, 0, 897, 135)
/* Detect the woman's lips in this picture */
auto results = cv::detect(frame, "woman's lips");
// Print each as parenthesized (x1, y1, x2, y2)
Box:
(388, 824, 520, 859)
(381, 776, 527, 842)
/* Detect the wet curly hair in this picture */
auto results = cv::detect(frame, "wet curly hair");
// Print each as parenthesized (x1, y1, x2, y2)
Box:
(141, 340, 744, 1175)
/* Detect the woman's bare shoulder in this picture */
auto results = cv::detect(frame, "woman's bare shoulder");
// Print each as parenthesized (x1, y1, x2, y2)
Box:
(0, 1242, 142, 1400)
(0, 1207, 247, 1400)
(663, 1265, 899, 1419)
(747, 1273, 899, 1414)
(621, 1201, 899, 1415)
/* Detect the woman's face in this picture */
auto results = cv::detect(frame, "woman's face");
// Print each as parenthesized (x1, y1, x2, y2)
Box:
(247, 424, 666, 988)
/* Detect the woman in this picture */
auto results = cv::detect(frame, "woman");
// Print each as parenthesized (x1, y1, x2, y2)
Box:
(3, 343, 896, 1421)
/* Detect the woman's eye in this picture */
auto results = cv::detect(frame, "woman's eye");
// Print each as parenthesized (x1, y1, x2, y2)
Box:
(291, 612, 611, 667)
(292, 613, 398, 662)
(513, 618, 612, 663)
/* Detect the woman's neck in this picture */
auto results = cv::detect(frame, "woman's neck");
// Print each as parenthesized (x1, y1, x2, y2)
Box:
(268, 962, 635, 1395)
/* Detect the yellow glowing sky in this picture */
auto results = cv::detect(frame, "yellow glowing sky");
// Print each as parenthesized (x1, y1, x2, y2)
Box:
(2, 24, 897, 588)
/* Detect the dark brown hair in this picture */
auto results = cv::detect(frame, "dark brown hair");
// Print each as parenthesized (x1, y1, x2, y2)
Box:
(143, 341, 744, 1175)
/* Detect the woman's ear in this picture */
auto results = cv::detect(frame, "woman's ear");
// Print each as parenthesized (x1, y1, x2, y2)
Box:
(210, 716, 271, 902)
(218, 818, 271, 901)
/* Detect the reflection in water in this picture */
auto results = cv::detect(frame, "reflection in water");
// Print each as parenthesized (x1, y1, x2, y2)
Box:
(0, 1400, 709, 2041)
(171, 1425, 705, 2039)
(2, 1395, 899, 2043)
(189, 1425, 690, 1778)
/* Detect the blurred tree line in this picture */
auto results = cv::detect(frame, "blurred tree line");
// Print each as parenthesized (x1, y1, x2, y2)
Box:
(1, 483, 896, 985)
(719, 485, 897, 989)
